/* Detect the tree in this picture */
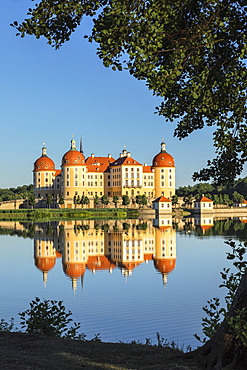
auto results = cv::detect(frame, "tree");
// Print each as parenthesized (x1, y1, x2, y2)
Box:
(80, 195, 90, 208)
(94, 194, 100, 207)
(73, 195, 78, 209)
(28, 193, 35, 209)
(46, 194, 52, 209)
(171, 194, 178, 208)
(122, 195, 130, 206)
(14, 1, 247, 185)
(232, 191, 245, 204)
(13, 1, 247, 365)
(135, 195, 142, 208)
(58, 194, 64, 206)
(101, 195, 109, 207)
(140, 194, 147, 206)
(113, 195, 118, 208)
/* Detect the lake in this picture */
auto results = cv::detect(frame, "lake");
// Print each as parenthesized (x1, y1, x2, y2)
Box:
(0, 215, 246, 349)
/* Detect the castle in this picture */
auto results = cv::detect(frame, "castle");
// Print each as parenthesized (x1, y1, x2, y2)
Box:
(33, 138, 175, 208)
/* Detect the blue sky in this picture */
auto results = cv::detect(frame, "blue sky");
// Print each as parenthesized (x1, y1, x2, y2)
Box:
(0, 0, 228, 189)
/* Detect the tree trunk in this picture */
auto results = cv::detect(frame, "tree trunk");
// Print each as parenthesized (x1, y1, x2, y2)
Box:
(187, 272, 247, 369)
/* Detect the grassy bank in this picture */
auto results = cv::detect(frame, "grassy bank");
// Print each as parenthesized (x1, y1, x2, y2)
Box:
(0, 208, 139, 221)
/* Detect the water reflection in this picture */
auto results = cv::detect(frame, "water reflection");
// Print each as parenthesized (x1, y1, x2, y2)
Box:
(33, 217, 176, 290)
(1, 214, 247, 293)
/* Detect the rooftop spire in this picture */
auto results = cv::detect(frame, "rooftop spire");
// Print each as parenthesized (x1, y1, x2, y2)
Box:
(80, 136, 84, 155)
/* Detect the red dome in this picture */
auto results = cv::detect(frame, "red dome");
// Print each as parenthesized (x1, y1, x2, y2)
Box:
(34, 156, 55, 171)
(152, 152, 174, 167)
(154, 258, 176, 274)
(152, 141, 175, 167)
(62, 150, 85, 166)
(63, 263, 86, 278)
(35, 257, 56, 271)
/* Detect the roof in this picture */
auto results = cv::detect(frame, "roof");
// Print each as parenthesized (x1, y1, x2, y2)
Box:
(153, 258, 176, 274)
(110, 156, 142, 167)
(200, 225, 213, 230)
(61, 149, 85, 166)
(34, 155, 55, 172)
(85, 156, 115, 173)
(63, 263, 86, 278)
(153, 196, 171, 203)
(35, 257, 56, 272)
(152, 152, 175, 167)
(87, 255, 115, 271)
(143, 166, 153, 173)
(196, 196, 213, 202)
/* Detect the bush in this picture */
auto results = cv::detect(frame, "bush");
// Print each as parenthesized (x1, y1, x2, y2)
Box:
(19, 297, 83, 339)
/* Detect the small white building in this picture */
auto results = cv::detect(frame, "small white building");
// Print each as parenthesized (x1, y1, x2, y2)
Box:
(152, 196, 172, 212)
(194, 196, 214, 213)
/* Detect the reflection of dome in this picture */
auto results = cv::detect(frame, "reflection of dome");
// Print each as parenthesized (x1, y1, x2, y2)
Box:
(154, 258, 176, 274)
(152, 141, 174, 167)
(87, 256, 115, 271)
(122, 262, 142, 271)
(35, 257, 56, 271)
(63, 263, 86, 278)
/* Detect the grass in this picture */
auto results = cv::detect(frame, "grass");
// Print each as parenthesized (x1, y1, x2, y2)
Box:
(0, 208, 139, 221)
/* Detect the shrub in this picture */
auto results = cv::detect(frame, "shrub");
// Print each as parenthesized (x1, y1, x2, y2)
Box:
(19, 297, 83, 339)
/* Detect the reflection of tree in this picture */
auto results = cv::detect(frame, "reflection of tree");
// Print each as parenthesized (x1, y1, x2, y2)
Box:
(183, 219, 247, 240)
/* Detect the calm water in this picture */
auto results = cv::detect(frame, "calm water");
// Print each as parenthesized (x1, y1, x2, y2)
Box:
(0, 215, 246, 349)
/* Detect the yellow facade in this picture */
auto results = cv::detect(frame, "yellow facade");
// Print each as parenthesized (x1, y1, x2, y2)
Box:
(32, 219, 176, 290)
(33, 139, 175, 207)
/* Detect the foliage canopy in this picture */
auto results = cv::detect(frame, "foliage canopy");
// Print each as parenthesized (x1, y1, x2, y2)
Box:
(13, 1, 247, 184)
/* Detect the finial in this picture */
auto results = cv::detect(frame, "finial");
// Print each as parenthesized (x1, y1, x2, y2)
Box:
(161, 140, 166, 152)
(71, 137, 76, 150)
(42, 143, 47, 156)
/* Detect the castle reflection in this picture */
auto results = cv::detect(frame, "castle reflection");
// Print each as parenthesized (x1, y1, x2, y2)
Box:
(33, 218, 176, 290)
(2, 214, 247, 291)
